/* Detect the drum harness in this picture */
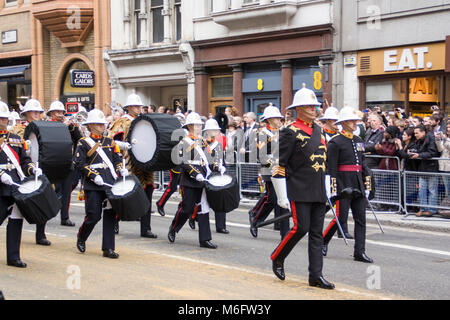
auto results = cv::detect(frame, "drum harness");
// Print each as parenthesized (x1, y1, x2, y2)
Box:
(0, 139, 26, 181)
(84, 137, 119, 180)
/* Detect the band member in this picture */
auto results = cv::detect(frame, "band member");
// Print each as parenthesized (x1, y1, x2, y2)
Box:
(202, 119, 228, 234)
(270, 84, 334, 289)
(168, 112, 217, 249)
(75, 109, 127, 258)
(248, 105, 289, 240)
(322, 107, 374, 263)
(156, 167, 180, 216)
(108, 92, 157, 238)
(11, 99, 50, 246)
(47, 101, 83, 227)
(0, 102, 41, 267)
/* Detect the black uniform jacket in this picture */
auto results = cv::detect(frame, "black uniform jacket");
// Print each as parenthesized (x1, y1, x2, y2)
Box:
(74, 134, 123, 191)
(0, 131, 35, 197)
(176, 134, 210, 189)
(327, 130, 371, 195)
(273, 119, 327, 203)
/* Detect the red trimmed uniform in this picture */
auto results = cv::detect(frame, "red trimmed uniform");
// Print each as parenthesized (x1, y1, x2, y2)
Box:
(271, 119, 327, 279)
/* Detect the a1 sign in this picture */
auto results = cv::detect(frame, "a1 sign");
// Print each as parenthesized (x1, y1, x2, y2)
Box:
(70, 70, 95, 88)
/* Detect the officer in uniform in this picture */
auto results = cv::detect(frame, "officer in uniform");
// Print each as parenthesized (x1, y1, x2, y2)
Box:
(75, 109, 127, 258)
(0, 101, 42, 267)
(11, 99, 50, 246)
(108, 92, 157, 238)
(202, 119, 228, 234)
(47, 101, 83, 227)
(248, 105, 290, 240)
(167, 112, 217, 249)
(322, 107, 374, 263)
(270, 84, 334, 289)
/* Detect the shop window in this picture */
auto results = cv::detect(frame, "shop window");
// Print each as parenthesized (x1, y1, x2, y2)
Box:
(60, 60, 95, 111)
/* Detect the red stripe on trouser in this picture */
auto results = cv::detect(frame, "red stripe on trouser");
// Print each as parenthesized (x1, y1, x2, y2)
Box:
(191, 205, 199, 220)
(254, 183, 270, 221)
(271, 201, 298, 261)
(252, 189, 267, 213)
(322, 200, 339, 238)
(158, 172, 173, 206)
(172, 187, 184, 231)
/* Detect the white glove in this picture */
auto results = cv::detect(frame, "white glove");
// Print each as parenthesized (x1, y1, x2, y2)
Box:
(94, 175, 104, 186)
(195, 174, 206, 182)
(325, 175, 337, 199)
(271, 177, 290, 210)
(365, 189, 371, 199)
(219, 166, 226, 175)
(120, 168, 129, 177)
(33, 167, 43, 178)
(115, 141, 131, 151)
(1, 173, 13, 186)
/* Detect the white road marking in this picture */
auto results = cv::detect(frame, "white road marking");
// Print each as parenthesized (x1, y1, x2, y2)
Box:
(365, 240, 450, 257)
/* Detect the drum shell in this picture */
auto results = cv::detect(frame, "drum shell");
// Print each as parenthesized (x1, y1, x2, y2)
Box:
(24, 121, 73, 184)
(128, 114, 181, 172)
(12, 175, 61, 225)
(106, 175, 150, 221)
(205, 173, 240, 213)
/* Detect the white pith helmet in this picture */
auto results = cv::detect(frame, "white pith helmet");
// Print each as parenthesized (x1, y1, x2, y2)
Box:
(262, 104, 283, 121)
(124, 91, 144, 109)
(183, 112, 203, 128)
(202, 119, 221, 131)
(0, 101, 10, 118)
(287, 84, 321, 109)
(22, 99, 44, 114)
(320, 106, 339, 121)
(47, 101, 66, 115)
(335, 106, 362, 124)
(83, 108, 108, 125)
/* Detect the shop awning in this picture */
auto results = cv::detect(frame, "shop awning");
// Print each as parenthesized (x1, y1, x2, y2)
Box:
(0, 64, 30, 78)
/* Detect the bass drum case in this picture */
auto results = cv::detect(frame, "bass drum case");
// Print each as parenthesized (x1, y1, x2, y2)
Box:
(205, 173, 240, 213)
(12, 175, 61, 225)
(24, 121, 73, 184)
(128, 113, 181, 171)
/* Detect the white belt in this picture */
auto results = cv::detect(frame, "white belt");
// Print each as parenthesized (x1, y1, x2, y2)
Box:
(0, 163, 17, 171)
(187, 160, 204, 166)
(89, 163, 109, 170)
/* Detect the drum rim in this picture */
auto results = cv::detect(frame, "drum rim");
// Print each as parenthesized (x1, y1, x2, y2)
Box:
(205, 172, 236, 189)
(127, 113, 181, 171)
(12, 174, 49, 196)
(106, 175, 139, 198)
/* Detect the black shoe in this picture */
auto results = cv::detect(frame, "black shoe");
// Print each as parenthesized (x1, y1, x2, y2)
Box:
(354, 253, 374, 263)
(249, 214, 257, 238)
(338, 233, 354, 239)
(272, 259, 285, 281)
(61, 219, 75, 227)
(156, 203, 165, 217)
(189, 218, 195, 230)
(0, 290, 4, 300)
(103, 249, 119, 259)
(141, 231, 157, 239)
(309, 276, 335, 290)
(216, 229, 229, 234)
(77, 238, 86, 253)
(7, 259, 27, 268)
(36, 238, 51, 246)
(168, 229, 176, 243)
(200, 240, 217, 249)
(114, 221, 119, 235)
(322, 244, 328, 257)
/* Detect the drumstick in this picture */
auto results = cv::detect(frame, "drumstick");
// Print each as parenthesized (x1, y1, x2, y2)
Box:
(103, 182, 114, 188)
(35, 162, 39, 187)
(11, 182, 35, 192)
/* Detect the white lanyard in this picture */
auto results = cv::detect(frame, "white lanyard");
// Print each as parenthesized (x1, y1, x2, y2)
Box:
(185, 137, 211, 178)
(262, 128, 275, 139)
(1, 142, 25, 181)
(85, 137, 118, 180)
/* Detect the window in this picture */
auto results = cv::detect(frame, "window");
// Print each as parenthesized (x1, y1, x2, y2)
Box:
(151, 0, 164, 43)
(212, 77, 233, 98)
(134, 0, 141, 46)
(174, 0, 181, 41)
(5, 0, 18, 7)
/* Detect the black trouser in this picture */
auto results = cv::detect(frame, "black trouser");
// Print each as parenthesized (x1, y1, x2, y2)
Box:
(140, 185, 154, 234)
(0, 197, 24, 262)
(271, 201, 326, 278)
(78, 190, 115, 251)
(323, 196, 367, 255)
(170, 186, 212, 243)
(214, 211, 226, 231)
(54, 170, 75, 221)
(250, 181, 290, 238)
(157, 171, 180, 208)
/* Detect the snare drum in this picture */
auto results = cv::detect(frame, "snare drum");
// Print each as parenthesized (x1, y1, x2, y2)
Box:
(106, 175, 150, 221)
(205, 173, 240, 213)
(12, 175, 61, 225)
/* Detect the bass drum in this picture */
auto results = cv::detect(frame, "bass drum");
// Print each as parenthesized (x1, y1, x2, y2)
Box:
(205, 173, 240, 213)
(12, 175, 61, 225)
(24, 121, 73, 184)
(106, 175, 150, 221)
(128, 113, 181, 171)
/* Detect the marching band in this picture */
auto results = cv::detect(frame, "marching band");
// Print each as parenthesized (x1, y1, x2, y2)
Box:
(0, 85, 378, 291)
